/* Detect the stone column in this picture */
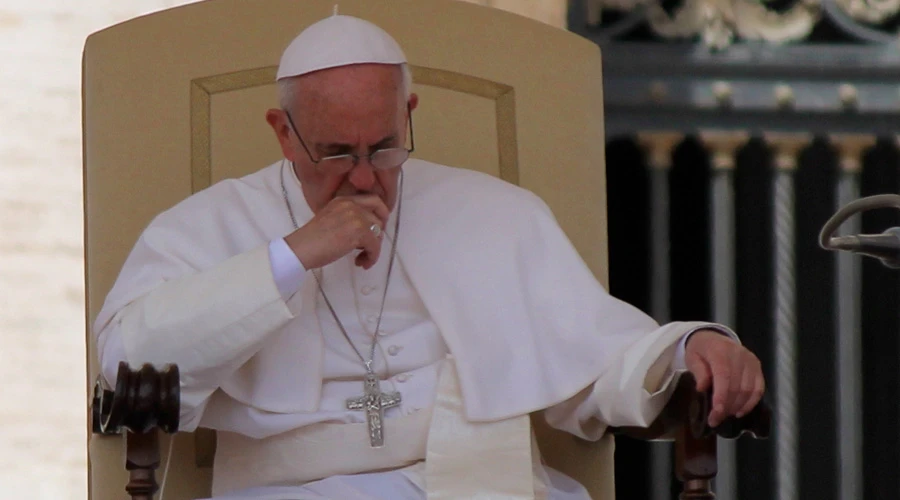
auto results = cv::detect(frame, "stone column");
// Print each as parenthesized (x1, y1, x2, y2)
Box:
(764, 132, 811, 500)
(699, 130, 749, 500)
(829, 134, 875, 500)
(638, 131, 684, 500)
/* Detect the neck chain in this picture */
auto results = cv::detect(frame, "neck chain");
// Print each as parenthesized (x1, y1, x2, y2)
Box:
(279, 160, 403, 377)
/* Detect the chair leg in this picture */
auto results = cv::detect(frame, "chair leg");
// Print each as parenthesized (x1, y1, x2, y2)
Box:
(610, 373, 769, 498)
(92, 362, 180, 500)
(680, 479, 715, 499)
(125, 430, 160, 500)
(674, 398, 717, 500)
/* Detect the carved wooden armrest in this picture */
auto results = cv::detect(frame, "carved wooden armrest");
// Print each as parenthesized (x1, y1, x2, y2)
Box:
(92, 361, 180, 500)
(610, 373, 772, 499)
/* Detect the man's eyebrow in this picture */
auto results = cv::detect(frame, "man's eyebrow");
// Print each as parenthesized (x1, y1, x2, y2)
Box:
(371, 134, 398, 150)
(315, 142, 354, 155)
(315, 135, 398, 155)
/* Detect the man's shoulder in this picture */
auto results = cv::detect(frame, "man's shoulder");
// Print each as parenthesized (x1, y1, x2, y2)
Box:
(404, 159, 549, 214)
(177, 161, 279, 206)
(405, 159, 521, 193)
(151, 161, 282, 226)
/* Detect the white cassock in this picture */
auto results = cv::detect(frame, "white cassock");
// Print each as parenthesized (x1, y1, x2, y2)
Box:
(94, 158, 737, 500)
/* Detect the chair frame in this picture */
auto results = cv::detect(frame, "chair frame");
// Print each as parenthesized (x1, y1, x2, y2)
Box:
(91, 362, 770, 500)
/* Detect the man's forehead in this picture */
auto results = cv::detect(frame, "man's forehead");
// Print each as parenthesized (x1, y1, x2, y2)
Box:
(296, 93, 403, 142)
(294, 63, 403, 92)
(287, 64, 406, 117)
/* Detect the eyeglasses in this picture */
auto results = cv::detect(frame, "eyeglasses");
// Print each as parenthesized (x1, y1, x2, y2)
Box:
(283, 104, 415, 176)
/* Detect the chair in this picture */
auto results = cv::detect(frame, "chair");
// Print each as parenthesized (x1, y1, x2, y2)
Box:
(82, 0, 769, 498)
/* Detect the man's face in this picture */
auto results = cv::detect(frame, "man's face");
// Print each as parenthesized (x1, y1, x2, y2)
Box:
(267, 64, 417, 214)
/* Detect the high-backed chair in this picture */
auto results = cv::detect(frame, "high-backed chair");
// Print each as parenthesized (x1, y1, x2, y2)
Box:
(83, 1, 768, 498)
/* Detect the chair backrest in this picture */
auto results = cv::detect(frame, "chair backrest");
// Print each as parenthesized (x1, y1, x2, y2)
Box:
(83, 0, 610, 498)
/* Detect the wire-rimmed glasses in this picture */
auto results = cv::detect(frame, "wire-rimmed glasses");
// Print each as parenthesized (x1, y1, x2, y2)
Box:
(284, 104, 415, 175)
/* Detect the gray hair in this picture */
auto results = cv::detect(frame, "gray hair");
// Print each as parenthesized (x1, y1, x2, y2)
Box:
(278, 63, 412, 112)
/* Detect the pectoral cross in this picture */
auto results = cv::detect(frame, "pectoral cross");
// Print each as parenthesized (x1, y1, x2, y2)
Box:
(346, 371, 402, 447)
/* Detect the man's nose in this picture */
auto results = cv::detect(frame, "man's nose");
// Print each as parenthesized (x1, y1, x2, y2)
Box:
(347, 159, 376, 190)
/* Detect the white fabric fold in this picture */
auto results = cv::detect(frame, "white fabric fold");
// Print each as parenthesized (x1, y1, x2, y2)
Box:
(211, 408, 432, 496)
(216, 274, 325, 416)
(395, 163, 701, 422)
(425, 357, 543, 499)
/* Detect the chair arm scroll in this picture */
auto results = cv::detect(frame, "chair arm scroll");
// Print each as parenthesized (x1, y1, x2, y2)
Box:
(91, 361, 181, 500)
(611, 372, 771, 441)
(610, 373, 771, 499)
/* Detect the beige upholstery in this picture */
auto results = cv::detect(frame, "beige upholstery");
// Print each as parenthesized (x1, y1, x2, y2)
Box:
(457, 0, 569, 29)
(82, 0, 610, 498)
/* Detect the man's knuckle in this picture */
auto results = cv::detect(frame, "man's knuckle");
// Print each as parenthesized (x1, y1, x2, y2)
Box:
(742, 388, 755, 402)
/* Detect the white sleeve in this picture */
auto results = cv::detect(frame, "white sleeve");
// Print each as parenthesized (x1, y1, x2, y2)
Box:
(543, 322, 739, 440)
(268, 237, 308, 299)
(96, 245, 299, 430)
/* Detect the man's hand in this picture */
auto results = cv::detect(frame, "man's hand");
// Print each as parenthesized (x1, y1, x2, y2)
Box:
(284, 194, 390, 270)
(684, 330, 765, 427)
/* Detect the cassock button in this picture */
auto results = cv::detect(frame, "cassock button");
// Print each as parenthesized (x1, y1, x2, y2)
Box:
(361, 285, 375, 295)
(388, 345, 402, 356)
(366, 314, 377, 323)
(396, 373, 411, 383)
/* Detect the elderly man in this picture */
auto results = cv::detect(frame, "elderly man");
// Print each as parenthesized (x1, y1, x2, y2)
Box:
(93, 12, 765, 500)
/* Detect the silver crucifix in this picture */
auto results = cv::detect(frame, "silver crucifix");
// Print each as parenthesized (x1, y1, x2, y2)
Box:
(346, 371, 402, 447)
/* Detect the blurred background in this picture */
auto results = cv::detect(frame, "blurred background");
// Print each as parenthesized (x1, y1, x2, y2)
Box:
(0, 1, 201, 497)
(1, 0, 899, 499)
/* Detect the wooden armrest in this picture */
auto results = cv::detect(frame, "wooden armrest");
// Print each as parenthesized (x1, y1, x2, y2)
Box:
(612, 372, 771, 441)
(92, 361, 180, 500)
(610, 372, 772, 499)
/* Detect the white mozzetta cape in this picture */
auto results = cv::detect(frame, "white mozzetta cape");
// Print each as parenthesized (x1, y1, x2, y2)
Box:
(94, 159, 704, 425)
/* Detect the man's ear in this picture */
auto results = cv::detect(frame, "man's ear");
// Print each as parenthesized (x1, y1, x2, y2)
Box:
(266, 108, 295, 161)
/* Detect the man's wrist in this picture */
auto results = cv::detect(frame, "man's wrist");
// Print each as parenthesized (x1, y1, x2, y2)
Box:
(673, 324, 738, 371)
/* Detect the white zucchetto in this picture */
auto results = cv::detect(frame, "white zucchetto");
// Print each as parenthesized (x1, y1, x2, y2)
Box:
(276, 13, 407, 81)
